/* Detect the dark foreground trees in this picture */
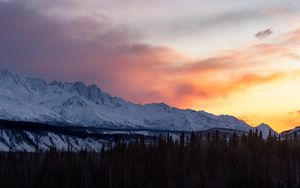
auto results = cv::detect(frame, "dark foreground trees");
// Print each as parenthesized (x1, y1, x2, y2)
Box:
(0, 131, 300, 188)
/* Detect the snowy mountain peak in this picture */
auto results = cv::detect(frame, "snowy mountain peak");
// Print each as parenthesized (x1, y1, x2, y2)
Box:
(0, 70, 255, 132)
(257, 123, 271, 129)
(255, 123, 278, 138)
(0, 69, 9, 75)
(0, 69, 18, 80)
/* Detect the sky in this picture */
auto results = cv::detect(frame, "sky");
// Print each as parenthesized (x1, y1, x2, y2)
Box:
(1, 0, 300, 132)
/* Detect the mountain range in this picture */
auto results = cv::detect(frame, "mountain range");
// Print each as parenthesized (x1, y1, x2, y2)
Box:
(0, 69, 284, 151)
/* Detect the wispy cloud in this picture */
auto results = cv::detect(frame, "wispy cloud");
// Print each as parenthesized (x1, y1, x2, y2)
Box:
(138, 8, 264, 40)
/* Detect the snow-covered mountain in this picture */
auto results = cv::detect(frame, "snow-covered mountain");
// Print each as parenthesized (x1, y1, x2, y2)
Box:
(0, 69, 281, 151)
(280, 126, 300, 139)
(0, 126, 104, 152)
(255, 123, 278, 138)
(0, 69, 254, 132)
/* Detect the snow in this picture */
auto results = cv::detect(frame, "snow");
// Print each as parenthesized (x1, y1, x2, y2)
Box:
(0, 69, 281, 151)
(0, 69, 268, 132)
(280, 126, 300, 139)
(0, 129, 105, 152)
(255, 123, 278, 138)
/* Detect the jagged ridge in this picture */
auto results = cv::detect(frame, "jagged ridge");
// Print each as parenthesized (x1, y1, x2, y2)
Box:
(0, 69, 257, 132)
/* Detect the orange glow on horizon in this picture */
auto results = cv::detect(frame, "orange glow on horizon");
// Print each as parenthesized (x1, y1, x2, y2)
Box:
(115, 31, 300, 133)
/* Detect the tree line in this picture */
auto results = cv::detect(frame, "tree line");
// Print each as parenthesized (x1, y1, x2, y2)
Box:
(0, 130, 300, 188)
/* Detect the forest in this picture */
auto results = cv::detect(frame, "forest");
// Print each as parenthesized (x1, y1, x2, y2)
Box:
(0, 130, 300, 188)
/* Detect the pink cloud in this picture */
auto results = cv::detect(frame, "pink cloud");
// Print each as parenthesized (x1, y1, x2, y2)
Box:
(0, 0, 299, 109)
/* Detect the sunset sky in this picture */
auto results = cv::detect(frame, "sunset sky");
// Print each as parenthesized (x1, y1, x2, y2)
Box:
(1, 0, 300, 132)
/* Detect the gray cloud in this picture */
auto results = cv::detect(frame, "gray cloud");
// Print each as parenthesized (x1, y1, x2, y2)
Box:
(255, 28, 273, 39)
(0, 0, 291, 108)
(139, 8, 264, 39)
(0, 0, 182, 103)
